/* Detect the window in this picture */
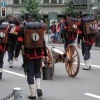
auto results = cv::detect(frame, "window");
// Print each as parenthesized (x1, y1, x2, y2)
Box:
(44, 0, 49, 3)
(83, 0, 87, 5)
(73, 0, 77, 5)
(59, 0, 62, 4)
(14, 0, 19, 4)
(7, 0, 12, 4)
(51, 0, 57, 4)
(21, 0, 24, 3)
(77, 0, 83, 5)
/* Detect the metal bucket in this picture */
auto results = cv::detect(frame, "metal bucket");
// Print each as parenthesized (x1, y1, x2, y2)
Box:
(42, 67, 52, 80)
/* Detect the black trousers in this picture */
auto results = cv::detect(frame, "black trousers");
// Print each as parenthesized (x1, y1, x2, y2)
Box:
(81, 42, 92, 60)
(7, 45, 16, 61)
(25, 56, 42, 84)
(0, 51, 5, 68)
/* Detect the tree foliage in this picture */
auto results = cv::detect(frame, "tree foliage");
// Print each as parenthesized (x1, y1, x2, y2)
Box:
(21, 0, 42, 20)
(61, 1, 78, 17)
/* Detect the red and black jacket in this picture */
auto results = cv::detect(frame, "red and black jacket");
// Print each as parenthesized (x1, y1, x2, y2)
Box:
(0, 44, 6, 51)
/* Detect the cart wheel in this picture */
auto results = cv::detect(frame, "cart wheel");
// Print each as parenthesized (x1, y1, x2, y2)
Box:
(65, 43, 80, 77)
(42, 46, 54, 76)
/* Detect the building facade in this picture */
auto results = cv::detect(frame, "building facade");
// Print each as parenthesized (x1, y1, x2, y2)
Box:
(0, 0, 67, 15)
(0, 0, 92, 28)
(0, 0, 89, 17)
(87, 0, 100, 20)
(0, 0, 71, 26)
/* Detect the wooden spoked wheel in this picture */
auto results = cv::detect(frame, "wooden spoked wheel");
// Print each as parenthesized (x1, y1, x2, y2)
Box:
(42, 46, 54, 76)
(65, 43, 80, 77)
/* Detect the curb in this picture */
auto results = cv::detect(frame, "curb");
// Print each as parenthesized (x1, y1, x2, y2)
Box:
(47, 43, 100, 50)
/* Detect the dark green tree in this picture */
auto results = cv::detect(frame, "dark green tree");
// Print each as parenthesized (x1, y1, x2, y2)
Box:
(21, 0, 42, 20)
(61, 1, 78, 17)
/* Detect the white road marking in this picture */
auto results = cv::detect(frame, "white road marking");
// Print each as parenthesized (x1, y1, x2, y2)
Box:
(3, 70, 26, 78)
(3, 63, 100, 77)
(80, 63, 100, 68)
(84, 93, 100, 99)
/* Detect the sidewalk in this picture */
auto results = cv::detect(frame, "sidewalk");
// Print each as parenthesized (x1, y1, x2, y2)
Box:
(47, 43, 100, 50)
(44, 34, 100, 50)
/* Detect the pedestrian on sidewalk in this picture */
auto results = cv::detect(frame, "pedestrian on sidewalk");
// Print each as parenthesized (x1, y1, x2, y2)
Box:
(95, 21, 100, 47)
(55, 20, 61, 43)
(49, 21, 56, 43)
(60, 19, 64, 43)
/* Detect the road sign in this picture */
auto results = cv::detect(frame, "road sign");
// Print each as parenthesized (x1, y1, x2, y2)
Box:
(73, 5, 87, 9)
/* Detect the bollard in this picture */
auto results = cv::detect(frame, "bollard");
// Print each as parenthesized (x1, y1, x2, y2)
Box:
(13, 87, 22, 100)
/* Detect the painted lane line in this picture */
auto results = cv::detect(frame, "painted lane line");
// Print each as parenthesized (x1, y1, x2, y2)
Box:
(3, 63, 100, 78)
(75, 62, 100, 68)
(84, 93, 100, 99)
(80, 63, 100, 68)
(3, 70, 25, 78)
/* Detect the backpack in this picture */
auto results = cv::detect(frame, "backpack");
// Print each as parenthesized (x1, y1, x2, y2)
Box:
(82, 18, 96, 35)
(0, 24, 8, 44)
(68, 18, 78, 33)
(24, 22, 44, 48)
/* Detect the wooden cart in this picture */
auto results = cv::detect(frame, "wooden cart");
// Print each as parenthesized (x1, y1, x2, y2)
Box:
(42, 43, 80, 77)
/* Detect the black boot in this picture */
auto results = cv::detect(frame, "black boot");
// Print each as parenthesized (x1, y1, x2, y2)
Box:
(28, 96, 36, 99)
(37, 89, 43, 97)
(0, 72, 2, 80)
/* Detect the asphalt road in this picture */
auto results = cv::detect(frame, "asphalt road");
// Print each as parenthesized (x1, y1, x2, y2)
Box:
(0, 34, 100, 100)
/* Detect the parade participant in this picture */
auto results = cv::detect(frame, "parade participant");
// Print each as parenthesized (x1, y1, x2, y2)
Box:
(63, 14, 77, 51)
(14, 13, 47, 99)
(77, 14, 95, 70)
(7, 15, 21, 68)
(0, 18, 8, 80)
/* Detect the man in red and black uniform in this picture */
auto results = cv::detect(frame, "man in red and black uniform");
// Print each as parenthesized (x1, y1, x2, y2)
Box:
(63, 14, 76, 51)
(7, 15, 21, 68)
(14, 13, 47, 99)
(77, 14, 95, 70)
(0, 18, 7, 80)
